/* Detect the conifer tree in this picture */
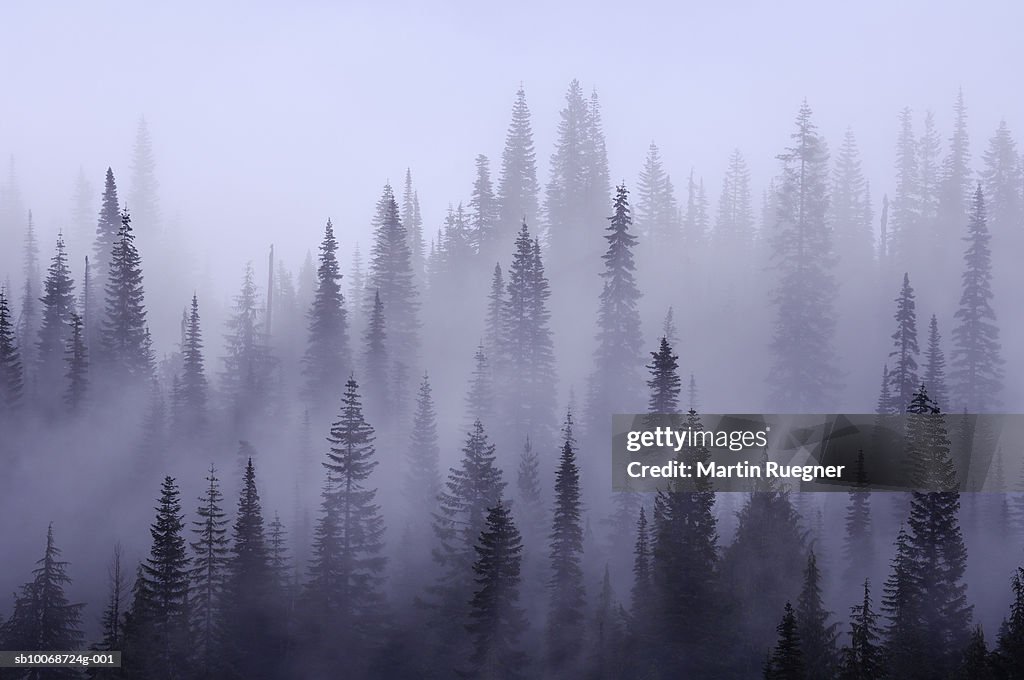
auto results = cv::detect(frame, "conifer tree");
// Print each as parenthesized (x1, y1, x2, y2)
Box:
(842, 450, 872, 583)
(465, 344, 494, 429)
(0, 523, 84, 673)
(960, 626, 994, 680)
(484, 263, 505, 358)
(497, 86, 540, 247)
(362, 289, 389, 423)
(221, 458, 279, 680)
(190, 465, 229, 678)
(888, 273, 920, 412)
(80, 255, 98, 354)
(306, 377, 385, 666)
(631, 505, 653, 621)
(368, 183, 419, 366)
(546, 410, 585, 673)
(923, 314, 949, 411)
(0, 287, 24, 412)
(470, 154, 499, 255)
(764, 603, 804, 680)
(918, 110, 942, 228)
(796, 550, 839, 678)
(400, 170, 426, 283)
(404, 373, 441, 542)
(939, 90, 973, 236)
(950, 185, 1003, 412)
(875, 365, 894, 415)
(981, 121, 1022, 251)
(767, 101, 838, 410)
(91, 543, 127, 674)
(680, 169, 707, 248)
(267, 512, 290, 592)
(64, 312, 88, 413)
(36, 232, 77, 400)
(129, 117, 161, 236)
(515, 435, 545, 550)
(99, 208, 153, 382)
(891, 107, 921, 271)
(994, 567, 1024, 676)
(635, 142, 678, 244)
(173, 293, 208, 434)
(93, 167, 120, 287)
(17, 213, 41, 374)
(588, 183, 644, 428)
(831, 128, 874, 280)
(131, 476, 192, 680)
(840, 580, 883, 680)
(715, 148, 755, 256)
(347, 242, 365, 335)
(646, 337, 680, 413)
(464, 500, 528, 679)
(546, 79, 594, 275)
(302, 218, 349, 404)
(221, 263, 275, 431)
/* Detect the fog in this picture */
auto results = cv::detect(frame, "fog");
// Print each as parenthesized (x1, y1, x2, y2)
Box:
(2, 2, 1024, 678)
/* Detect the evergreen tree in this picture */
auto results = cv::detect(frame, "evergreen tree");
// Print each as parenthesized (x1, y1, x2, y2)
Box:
(347, 242, 365, 334)
(680, 169, 707, 248)
(400, 170, 426, 283)
(950, 185, 1003, 412)
(220, 263, 275, 432)
(17, 213, 41, 375)
(302, 218, 349, 404)
(888, 273, 920, 412)
(514, 435, 545, 551)
(484, 263, 505, 358)
(630, 505, 653, 621)
(463, 501, 528, 679)
(546, 410, 585, 673)
(0, 287, 23, 412)
(994, 567, 1024, 677)
(91, 543, 128, 673)
(173, 293, 208, 434)
(64, 312, 88, 413)
(80, 255, 98, 355)
(362, 289, 389, 423)
(796, 550, 839, 679)
(923, 314, 949, 411)
(938, 89, 973, 242)
(470, 154, 499, 255)
(960, 626, 994, 680)
(267, 512, 290, 592)
(99, 208, 153, 382)
(919, 110, 942, 228)
(840, 580, 883, 680)
(129, 117, 161, 236)
(305, 377, 385, 667)
(221, 458, 279, 680)
(635, 142, 678, 244)
(646, 337, 680, 413)
(129, 477, 191, 680)
(368, 183, 419, 366)
(93, 167, 121, 286)
(842, 450, 872, 584)
(875, 365, 894, 415)
(587, 183, 644, 428)
(981, 121, 1022, 252)
(465, 344, 494, 429)
(0, 523, 84, 677)
(767, 101, 838, 410)
(764, 603, 804, 680)
(715, 148, 755, 256)
(36, 232, 77, 401)
(404, 373, 441, 542)
(831, 128, 874, 280)
(890, 107, 921, 271)
(497, 86, 540, 248)
(189, 464, 229, 678)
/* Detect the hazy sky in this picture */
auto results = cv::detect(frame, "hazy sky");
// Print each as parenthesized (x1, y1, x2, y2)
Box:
(2, 0, 1023, 284)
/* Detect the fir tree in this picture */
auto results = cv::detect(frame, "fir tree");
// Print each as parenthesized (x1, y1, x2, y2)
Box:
(939, 90, 973, 232)
(404, 373, 441, 541)
(368, 183, 419, 366)
(767, 101, 838, 410)
(796, 550, 839, 679)
(306, 377, 386, 666)
(347, 242, 365, 334)
(635, 142, 678, 244)
(99, 208, 153, 382)
(484, 263, 505, 358)
(831, 128, 874, 281)
(267, 512, 290, 592)
(994, 567, 1024, 677)
(190, 464, 229, 678)
(302, 218, 349, 404)
(17, 212, 41, 374)
(715, 148, 755, 256)
(465, 344, 494, 429)
(888, 273, 920, 412)
(875, 365, 894, 415)
(918, 110, 942, 228)
(36, 232, 77, 400)
(960, 626, 994, 680)
(840, 580, 883, 680)
(221, 263, 275, 432)
(64, 312, 88, 413)
(631, 505, 653, 621)
(0, 523, 84, 676)
(362, 289, 389, 423)
(92, 543, 128, 671)
(93, 167, 121, 286)
(129, 117, 161, 235)
(0, 287, 24, 412)
(173, 293, 208, 434)
(646, 337, 680, 413)
(950, 185, 1003, 412)
(463, 501, 528, 679)
(546, 410, 585, 673)
(546, 79, 595, 276)
(470, 154, 499, 255)
(587, 183, 644, 428)
(981, 121, 1022, 249)
(923, 314, 949, 412)
(890, 107, 921, 271)
(842, 450, 872, 584)
(400, 170, 426, 283)
(497, 86, 540, 247)
(515, 435, 545, 550)
(764, 603, 804, 680)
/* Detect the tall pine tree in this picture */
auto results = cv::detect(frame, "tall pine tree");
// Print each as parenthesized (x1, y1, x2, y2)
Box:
(302, 218, 349, 405)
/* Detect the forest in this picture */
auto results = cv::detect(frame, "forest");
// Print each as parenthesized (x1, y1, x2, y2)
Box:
(1, 53, 1024, 680)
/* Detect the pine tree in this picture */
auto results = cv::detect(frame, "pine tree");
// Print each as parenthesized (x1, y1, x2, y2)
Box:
(302, 218, 349, 404)
(680, 169, 707, 248)
(93, 167, 121, 286)
(764, 603, 804, 680)
(173, 293, 208, 434)
(960, 626, 994, 680)
(840, 580, 883, 680)
(875, 365, 894, 415)
(994, 567, 1024, 677)
(587, 183, 644, 428)
(767, 101, 838, 410)
(646, 337, 680, 413)
(546, 410, 585, 673)
(368, 183, 419, 366)
(923, 314, 949, 412)
(497, 86, 540, 248)
(470, 154, 499, 255)
(347, 242, 365, 334)
(64, 312, 88, 413)
(0, 287, 24, 412)
(404, 373, 441, 541)
(0, 524, 84, 676)
(80, 255, 98, 355)
(939, 90, 973, 233)
(99, 208, 153, 382)
(362, 289, 389, 423)
(981, 120, 1022, 251)
(189, 464, 229, 678)
(631, 505, 653, 621)
(463, 501, 528, 679)
(221, 458, 279, 680)
(400, 170, 426, 283)
(17, 213, 41, 374)
(484, 263, 505, 358)
(130, 476, 191, 680)
(888, 273, 920, 412)
(796, 550, 839, 679)
(919, 110, 942, 228)
(515, 435, 545, 550)
(129, 117, 161, 235)
(891, 107, 921, 271)
(635, 142, 678, 243)
(831, 128, 874, 279)
(546, 79, 593, 275)
(306, 377, 386, 665)
(221, 263, 275, 431)
(950, 185, 1003, 412)
(91, 543, 128, 673)
(715, 148, 755, 256)
(36, 232, 77, 401)
(465, 344, 494, 429)
(842, 450, 872, 584)
(267, 512, 290, 592)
